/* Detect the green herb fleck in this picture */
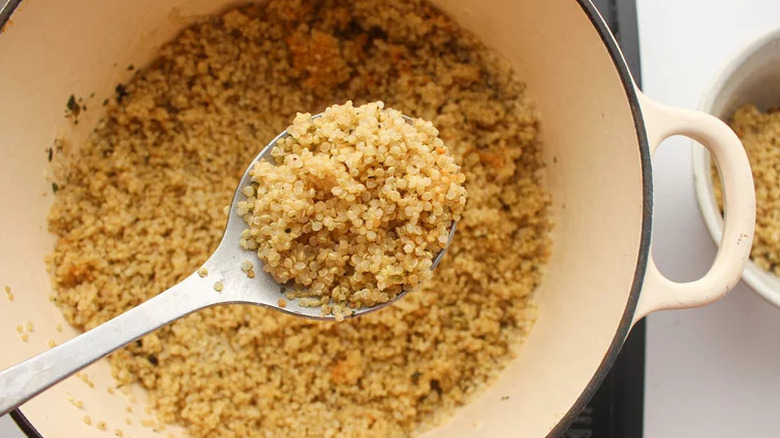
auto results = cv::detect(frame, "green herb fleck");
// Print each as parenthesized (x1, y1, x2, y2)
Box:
(127, 64, 134, 71)
(115, 84, 129, 103)
(102, 98, 109, 106)
(47, 147, 53, 162)
(89, 92, 95, 98)
(65, 94, 81, 119)
(52, 182, 60, 194)
(501, 396, 509, 401)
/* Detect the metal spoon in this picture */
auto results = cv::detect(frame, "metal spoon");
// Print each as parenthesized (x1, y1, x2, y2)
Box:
(0, 113, 456, 416)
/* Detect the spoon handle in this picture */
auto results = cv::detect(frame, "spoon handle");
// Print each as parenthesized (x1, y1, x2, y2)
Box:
(0, 272, 217, 416)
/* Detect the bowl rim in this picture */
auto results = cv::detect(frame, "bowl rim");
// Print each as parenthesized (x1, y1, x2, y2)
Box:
(693, 27, 780, 309)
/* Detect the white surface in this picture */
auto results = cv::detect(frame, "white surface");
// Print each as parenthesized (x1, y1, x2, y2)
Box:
(3, 1, 780, 438)
(0, 414, 22, 437)
(639, 1, 780, 437)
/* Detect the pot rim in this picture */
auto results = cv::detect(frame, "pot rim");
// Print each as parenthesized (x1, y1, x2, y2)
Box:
(0, 0, 653, 436)
(545, 2, 651, 436)
(0, 0, 21, 31)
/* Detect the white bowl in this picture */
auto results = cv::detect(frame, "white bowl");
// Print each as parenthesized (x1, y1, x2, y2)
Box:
(693, 28, 780, 307)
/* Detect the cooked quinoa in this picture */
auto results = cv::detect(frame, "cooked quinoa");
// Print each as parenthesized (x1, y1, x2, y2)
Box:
(238, 101, 466, 316)
(714, 104, 780, 274)
(46, 1, 552, 437)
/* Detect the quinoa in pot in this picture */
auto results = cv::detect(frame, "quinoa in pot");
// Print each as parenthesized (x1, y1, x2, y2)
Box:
(46, 0, 553, 436)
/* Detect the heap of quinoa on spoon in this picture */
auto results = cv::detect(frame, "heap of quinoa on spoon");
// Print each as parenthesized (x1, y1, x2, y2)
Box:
(238, 101, 467, 319)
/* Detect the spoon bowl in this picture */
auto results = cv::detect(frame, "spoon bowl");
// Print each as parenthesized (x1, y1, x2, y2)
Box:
(0, 112, 457, 416)
(227, 113, 456, 320)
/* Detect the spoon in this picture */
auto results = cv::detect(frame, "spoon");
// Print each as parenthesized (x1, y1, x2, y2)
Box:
(0, 112, 457, 416)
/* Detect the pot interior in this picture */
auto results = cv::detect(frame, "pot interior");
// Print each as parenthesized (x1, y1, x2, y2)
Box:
(0, 0, 647, 436)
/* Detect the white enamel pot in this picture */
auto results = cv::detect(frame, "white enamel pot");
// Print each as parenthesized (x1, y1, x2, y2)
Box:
(0, 0, 756, 437)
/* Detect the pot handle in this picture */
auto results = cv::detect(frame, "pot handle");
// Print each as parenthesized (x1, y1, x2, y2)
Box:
(633, 92, 755, 323)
